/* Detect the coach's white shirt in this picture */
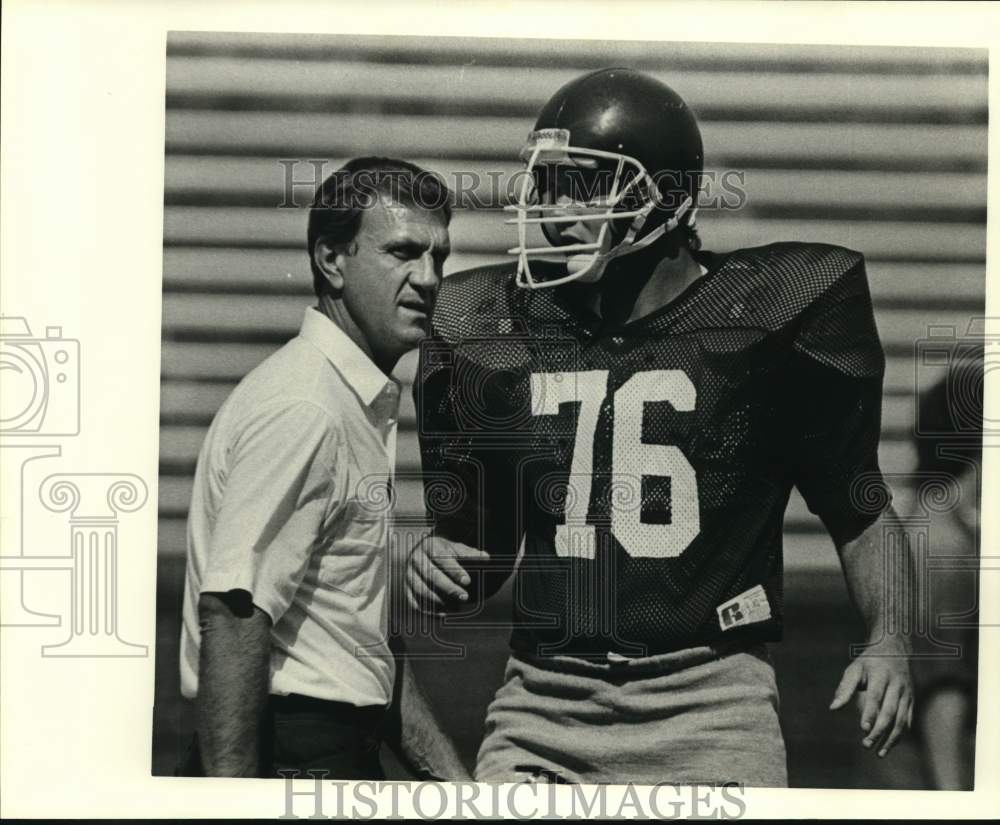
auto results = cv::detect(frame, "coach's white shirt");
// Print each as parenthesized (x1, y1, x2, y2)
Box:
(180, 307, 399, 707)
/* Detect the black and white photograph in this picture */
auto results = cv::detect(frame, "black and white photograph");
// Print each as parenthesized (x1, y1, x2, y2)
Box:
(151, 31, 987, 791)
(2, 1, 998, 820)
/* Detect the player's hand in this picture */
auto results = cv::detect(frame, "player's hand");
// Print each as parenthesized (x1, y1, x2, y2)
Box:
(829, 639, 914, 758)
(405, 534, 489, 615)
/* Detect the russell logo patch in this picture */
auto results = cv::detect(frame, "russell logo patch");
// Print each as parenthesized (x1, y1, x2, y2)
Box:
(717, 584, 772, 631)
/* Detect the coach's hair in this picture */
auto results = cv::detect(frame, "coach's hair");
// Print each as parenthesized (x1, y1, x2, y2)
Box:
(307, 156, 453, 297)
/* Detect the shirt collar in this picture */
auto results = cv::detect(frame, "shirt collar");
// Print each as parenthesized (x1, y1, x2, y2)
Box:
(299, 307, 399, 409)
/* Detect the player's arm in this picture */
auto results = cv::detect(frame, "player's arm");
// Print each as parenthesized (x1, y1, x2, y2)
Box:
(382, 636, 471, 779)
(408, 338, 522, 610)
(829, 507, 915, 758)
(196, 590, 272, 776)
(404, 533, 488, 612)
(789, 249, 914, 757)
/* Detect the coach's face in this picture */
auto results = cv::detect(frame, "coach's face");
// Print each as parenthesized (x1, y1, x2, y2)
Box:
(333, 194, 450, 368)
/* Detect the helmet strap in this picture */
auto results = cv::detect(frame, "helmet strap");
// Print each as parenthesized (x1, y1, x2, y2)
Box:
(596, 195, 693, 266)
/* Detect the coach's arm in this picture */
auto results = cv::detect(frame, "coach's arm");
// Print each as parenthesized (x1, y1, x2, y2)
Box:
(829, 505, 915, 758)
(383, 636, 471, 779)
(196, 590, 271, 776)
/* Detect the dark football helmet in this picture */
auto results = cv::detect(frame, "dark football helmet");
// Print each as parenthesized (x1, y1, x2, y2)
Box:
(506, 68, 704, 288)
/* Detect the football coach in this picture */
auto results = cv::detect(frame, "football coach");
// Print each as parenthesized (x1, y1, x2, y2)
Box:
(178, 157, 464, 778)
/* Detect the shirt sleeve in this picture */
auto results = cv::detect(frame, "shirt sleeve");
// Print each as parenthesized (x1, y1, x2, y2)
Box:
(790, 252, 892, 546)
(201, 400, 341, 623)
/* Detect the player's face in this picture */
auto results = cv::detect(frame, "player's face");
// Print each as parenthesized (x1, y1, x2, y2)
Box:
(338, 195, 450, 364)
(536, 163, 616, 283)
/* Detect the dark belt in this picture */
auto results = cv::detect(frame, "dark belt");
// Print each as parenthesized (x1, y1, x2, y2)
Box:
(175, 696, 388, 778)
(267, 693, 387, 730)
(513, 639, 771, 681)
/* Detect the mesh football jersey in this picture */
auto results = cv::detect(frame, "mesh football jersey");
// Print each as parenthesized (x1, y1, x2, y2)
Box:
(416, 242, 891, 659)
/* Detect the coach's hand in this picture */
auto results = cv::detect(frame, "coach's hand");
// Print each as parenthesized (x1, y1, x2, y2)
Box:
(829, 638, 914, 758)
(405, 534, 489, 615)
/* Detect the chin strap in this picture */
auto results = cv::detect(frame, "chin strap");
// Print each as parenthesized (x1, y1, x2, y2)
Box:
(515, 192, 697, 289)
(594, 195, 694, 267)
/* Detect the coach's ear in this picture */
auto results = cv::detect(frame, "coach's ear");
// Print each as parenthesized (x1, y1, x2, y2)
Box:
(313, 236, 347, 297)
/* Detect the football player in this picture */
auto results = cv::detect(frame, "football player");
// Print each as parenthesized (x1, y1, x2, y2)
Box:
(406, 68, 915, 786)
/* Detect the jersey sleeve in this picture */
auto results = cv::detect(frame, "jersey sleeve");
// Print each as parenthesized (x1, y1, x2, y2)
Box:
(202, 400, 340, 623)
(414, 337, 523, 598)
(789, 251, 892, 546)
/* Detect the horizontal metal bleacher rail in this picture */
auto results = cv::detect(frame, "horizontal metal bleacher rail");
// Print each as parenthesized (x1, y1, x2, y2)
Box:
(158, 33, 987, 569)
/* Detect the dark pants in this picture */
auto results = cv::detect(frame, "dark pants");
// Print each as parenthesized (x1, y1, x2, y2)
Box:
(178, 694, 386, 779)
